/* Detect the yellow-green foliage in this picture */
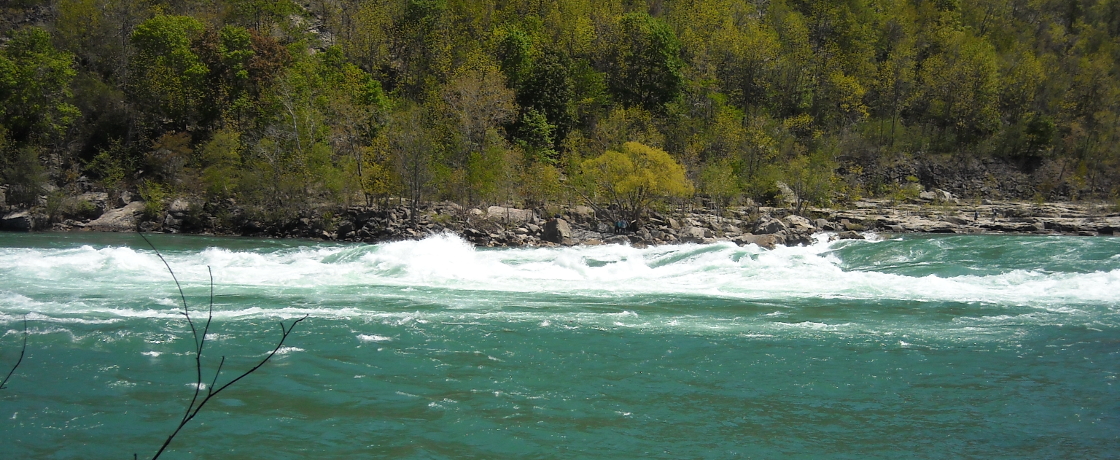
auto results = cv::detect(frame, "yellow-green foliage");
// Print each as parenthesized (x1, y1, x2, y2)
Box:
(580, 141, 692, 218)
(138, 180, 169, 220)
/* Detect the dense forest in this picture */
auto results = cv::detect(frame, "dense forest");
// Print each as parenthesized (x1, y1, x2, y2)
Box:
(1, 0, 1119, 226)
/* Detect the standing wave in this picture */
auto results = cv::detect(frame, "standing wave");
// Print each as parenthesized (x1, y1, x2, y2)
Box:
(2, 233, 1118, 316)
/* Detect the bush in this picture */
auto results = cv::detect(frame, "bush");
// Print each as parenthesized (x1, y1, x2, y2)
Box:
(138, 180, 169, 220)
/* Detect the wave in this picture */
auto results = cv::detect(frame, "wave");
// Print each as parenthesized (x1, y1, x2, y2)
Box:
(2, 233, 1118, 321)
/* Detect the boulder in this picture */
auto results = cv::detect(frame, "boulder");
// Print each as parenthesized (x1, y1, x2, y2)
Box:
(541, 218, 572, 243)
(87, 201, 145, 232)
(116, 191, 134, 208)
(734, 233, 780, 250)
(603, 234, 630, 245)
(754, 217, 788, 235)
(837, 230, 864, 240)
(784, 215, 815, 231)
(679, 226, 708, 243)
(1, 210, 35, 231)
(168, 198, 191, 215)
(487, 206, 535, 223)
(336, 220, 355, 236)
(567, 206, 596, 224)
(935, 189, 956, 203)
(775, 181, 798, 206)
(163, 213, 182, 230)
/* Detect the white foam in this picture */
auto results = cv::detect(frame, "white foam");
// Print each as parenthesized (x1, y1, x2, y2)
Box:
(2, 234, 1118, 325)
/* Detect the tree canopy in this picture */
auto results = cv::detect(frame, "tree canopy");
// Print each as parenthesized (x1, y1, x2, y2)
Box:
(580, 141, 692, 220)
(1, 0, 1119, 222)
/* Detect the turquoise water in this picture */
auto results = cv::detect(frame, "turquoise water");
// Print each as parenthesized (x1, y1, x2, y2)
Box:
(1, 232, 1118, 459)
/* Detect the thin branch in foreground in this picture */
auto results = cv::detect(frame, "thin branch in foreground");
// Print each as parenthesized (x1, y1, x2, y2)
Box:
(138, 232, 308, 460)
(1, 317, 28, 390)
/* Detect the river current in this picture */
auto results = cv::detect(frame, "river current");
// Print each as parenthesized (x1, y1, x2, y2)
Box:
(1, 232, 1118, 458)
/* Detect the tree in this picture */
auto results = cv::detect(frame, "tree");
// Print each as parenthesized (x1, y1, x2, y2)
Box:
(911, 31, 1001, 146)
(0, 27, 78, 206)
(390, 0, 452, 98)
(0, 27, 79, 146)
(387, 104, 436, 223)
(442, 66, 515, 162)
(699, 157, 740, 217)
(783, 145, 837, 213)
(579, 141, 692, 221)
(606, 12, 685, 112)
(128, 15, 209, 132)
(513, 49, 576, 152)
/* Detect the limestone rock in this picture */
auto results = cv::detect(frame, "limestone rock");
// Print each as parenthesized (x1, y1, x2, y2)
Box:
(1, 210, 35, 231)
(603, 235, 630, 245)
(168, 198, 191, 214)
(734, 233, 780, 250)
(567, 206, 596, 224)
(784, 215, 815, 231)
(754, 216, 788, 235)
(775, 181, 798, 206)
(487, 206, 535, 223)
(679, 226, 707, 243)
(541, 218, 572, 243)
(87, 201, 145, 232)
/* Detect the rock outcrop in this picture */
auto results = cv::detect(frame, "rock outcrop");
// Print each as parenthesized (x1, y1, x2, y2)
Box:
(5, 190, 1118, 250)
(86, 201, 144, 232)
(1, 210, 36, 231)
(542, 218, 572, 244)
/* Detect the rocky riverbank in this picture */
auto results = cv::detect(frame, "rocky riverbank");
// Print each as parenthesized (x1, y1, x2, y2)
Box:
(2, 191, 1118, 248)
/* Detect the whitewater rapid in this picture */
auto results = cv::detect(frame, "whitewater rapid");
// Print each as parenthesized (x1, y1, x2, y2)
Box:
(2, 233, 1118, 324)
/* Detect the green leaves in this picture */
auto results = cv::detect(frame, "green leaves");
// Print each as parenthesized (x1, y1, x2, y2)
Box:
(129, 15, 209, 131)
(580, 142, 693, 219)
(608, 12, 685, 112)
(0, 27, 78, 145)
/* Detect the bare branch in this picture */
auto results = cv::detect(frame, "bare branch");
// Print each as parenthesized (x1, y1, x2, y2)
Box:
(0, 318, 28, 390)
(150, 315, 308, 460)
(139, 233, 309, 460)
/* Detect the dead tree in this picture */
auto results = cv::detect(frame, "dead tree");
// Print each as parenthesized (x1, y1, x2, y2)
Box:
(1, 318, 28, 390)
(138, 233, 308, 460)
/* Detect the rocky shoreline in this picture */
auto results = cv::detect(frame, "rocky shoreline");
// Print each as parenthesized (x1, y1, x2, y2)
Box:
(2, 191, 1118, 248)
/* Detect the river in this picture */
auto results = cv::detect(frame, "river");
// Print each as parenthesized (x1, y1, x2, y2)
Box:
(1, 232, 1118, 458)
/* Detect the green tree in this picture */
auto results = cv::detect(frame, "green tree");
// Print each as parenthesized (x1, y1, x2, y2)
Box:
(782, 145, 837, 213)
(912, 31, 1001, 147)
(391, 0, 452, 98)
(579, 141, 693, 221)
(0, 27, 78, 206)
(0, 27, 79, 146)
(607, 12, 685, 112)
(513, 49, 576, 153)
(388, 103, 437, 223)
(699, 157, 740, 216)
(440, 64, 516, 202)
(129, 15, 209, 132)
